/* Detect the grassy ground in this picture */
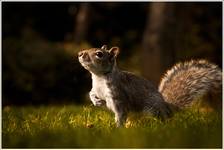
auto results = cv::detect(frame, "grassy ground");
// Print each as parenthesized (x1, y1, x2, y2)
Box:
(2, 104, 222, 148)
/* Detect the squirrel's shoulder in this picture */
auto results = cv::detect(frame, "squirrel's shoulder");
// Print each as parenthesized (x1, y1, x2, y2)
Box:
(116, 70, 157, 90)
(119, 70, 148, 82)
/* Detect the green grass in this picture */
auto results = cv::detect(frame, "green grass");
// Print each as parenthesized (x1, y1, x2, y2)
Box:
(2, 105, 222, 148)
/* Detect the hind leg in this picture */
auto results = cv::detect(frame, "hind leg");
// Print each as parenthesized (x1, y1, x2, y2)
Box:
(143, 101, 173, 120)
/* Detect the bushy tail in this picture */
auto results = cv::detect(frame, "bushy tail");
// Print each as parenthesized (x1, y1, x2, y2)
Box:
(159, 60, 222, 110)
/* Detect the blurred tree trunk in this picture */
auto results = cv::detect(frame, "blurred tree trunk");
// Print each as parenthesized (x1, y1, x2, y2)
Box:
(74, 3, 91, 44)
(142, 3, 176, 85)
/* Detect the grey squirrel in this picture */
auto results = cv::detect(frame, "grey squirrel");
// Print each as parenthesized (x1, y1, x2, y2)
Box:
(78, 45, 222, 127)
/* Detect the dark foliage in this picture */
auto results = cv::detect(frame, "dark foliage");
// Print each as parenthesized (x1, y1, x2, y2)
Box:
(2, 30, 91, 105)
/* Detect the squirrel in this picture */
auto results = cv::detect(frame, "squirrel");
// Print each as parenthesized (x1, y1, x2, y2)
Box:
(78, 45, 222, 127)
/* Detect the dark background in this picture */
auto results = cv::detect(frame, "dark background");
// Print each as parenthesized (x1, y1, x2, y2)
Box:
(2, 2, 222, 106)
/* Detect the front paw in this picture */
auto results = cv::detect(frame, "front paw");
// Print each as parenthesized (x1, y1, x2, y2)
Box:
(94, 100, 106, 106)
(89, 91, 105, 106)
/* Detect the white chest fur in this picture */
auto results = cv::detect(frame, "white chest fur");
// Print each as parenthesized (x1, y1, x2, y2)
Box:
(91, 74, 112, 100)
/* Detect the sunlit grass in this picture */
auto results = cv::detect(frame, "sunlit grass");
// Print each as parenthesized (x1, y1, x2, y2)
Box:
(2, 105, 222, 148)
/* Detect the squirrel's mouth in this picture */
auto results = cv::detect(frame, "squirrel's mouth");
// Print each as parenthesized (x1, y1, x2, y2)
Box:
(78, 53, 90, 63)
(78, 58, 92, 70)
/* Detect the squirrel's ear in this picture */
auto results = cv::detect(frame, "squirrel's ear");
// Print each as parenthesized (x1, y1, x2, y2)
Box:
(101, 45, 107, 50)
(109, 47, 120, 58)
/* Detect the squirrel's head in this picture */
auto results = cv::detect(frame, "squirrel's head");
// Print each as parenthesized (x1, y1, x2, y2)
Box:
(78, 45, 120, 75)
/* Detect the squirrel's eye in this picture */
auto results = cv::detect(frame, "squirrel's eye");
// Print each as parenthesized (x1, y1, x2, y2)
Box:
(95, 51, 103, 58)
